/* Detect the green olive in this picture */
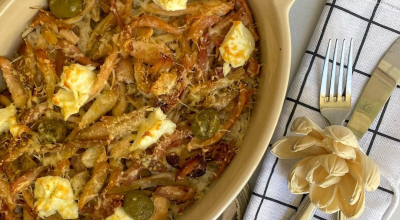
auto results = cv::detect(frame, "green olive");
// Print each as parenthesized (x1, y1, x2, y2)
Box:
(191, 109, 220, 140)
(123, 190, 154, 220)
(38, 119, 67, 144)
(49, 0, 83, 19)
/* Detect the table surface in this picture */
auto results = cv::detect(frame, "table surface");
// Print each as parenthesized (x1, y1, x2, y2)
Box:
(248, 0, 400, 219)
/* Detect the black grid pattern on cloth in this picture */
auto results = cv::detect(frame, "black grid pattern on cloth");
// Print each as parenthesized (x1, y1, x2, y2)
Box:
(250, 0, 400, 219)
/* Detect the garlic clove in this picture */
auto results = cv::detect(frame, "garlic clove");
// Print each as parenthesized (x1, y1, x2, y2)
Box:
(324, 126, 360, 149)
(319, 154, 349, 177)
(271, 136, 318, 159)
(309, 183, 337, 209)
(290, 117, 324, 139)
(338, 185, 366, 219)
(288, 157, 312, 194)
(356, 150, 380, 191)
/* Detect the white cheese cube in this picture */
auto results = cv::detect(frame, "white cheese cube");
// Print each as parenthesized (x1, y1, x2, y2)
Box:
(52, 89, 82, 120)
(81, 146, 103, 168)
(131, 107, 176, 151)
(153, 0, 188, 11)
(223, 62, 232, 76)
(0, 104, 16, 133)
(59, 64, 96, 99)
(9, 116, 30, 137)
(219, 21, 255, 68)
(34, 176, 78, 219)
(52, 64, 97, 120)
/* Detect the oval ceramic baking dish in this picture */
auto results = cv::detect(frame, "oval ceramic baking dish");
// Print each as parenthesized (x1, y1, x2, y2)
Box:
(0, 0, 294, 219)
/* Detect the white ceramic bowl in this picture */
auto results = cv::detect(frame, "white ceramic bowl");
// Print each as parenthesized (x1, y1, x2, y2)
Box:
(0, 0, 294, 219)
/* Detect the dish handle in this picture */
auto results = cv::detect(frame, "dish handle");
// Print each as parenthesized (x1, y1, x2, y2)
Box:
(272, 0, 295, 14)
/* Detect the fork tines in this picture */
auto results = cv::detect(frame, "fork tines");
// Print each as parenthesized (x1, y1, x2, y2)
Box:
(320, 39, 354, 102)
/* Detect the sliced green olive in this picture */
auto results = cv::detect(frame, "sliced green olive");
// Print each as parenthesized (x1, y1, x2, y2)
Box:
(191, 109, 220, 140)
(123, 190, 154, 220)
(38, 119, 67, 144)
(49, 0, 83, 19)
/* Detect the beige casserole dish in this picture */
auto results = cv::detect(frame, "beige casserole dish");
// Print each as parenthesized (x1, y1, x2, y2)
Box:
(0, 0, 294, 219)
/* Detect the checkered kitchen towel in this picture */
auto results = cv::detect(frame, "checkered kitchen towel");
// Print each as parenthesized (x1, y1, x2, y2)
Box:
(244, 0, 400, 219)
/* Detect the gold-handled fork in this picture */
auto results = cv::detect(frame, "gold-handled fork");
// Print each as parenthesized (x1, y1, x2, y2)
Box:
(291, 38, 354, 220)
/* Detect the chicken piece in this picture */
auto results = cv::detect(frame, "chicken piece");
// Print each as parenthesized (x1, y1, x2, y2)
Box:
(110, 0, 125, 29)
(150, 72, 178, 96)
(0, 57, 29, 107)
(31, 11, 74, 31)
(77, 107, 146, 141)
(78, 162, 109, 210)
(36, 49, 58, 103)
(79, 88, 119, 129)
(112, 82, 128, 116)
(115, 58, 134, 83)
(149, 196, 170, 220)
(154, 186, 196, 204)
(175, 154, 207, 180)
(10, 166, 46, 194)
(187, 15, 221, 41)
(133, 59, 151, 94)
(123, 40, 172, 65)
(121, 15, 183, 42)
(56, 40, 100, 67)
(0, 179, 16, 212)
(106, 172, 188, 194)
(87, 47, 119, 102)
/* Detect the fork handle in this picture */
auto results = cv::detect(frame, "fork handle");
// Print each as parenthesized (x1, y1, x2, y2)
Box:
(291, 196, 348, 220)
(337, 211, 347, 220)
(290, 196, 317, 220)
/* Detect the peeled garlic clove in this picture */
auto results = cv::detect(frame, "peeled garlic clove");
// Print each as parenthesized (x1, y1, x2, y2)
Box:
(356, 150, 380, 191)
(319, 154, 349, 176)
(324, 138, 356, 160)
(291, 117, 324, 139)
(338, 163, 363, 205)
(309, 183, 337, 209)
(320, 190, 340, 214)
(288, 157, 312, 194)
(324, 126, 360, 149)
(271, 136, 317, 159)
(338, 186, 366, 219)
